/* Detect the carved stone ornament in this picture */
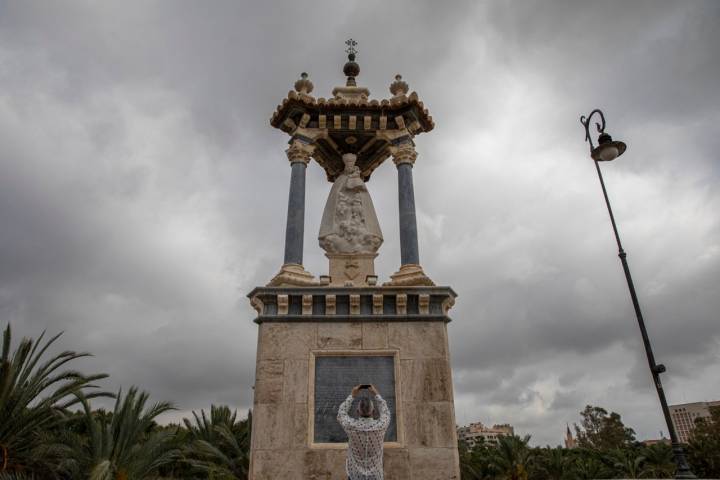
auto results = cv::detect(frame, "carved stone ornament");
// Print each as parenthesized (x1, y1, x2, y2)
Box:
(419, 294, 430, 314)
(332, 85, 370, 101)
(396, 294, 408, 315)
(294, 72, 314, 95)
(277, 294, 289, 315)
(327, 252, 376, 287)
(372, 294, 383, 314)
(302, 294, 313, 315)
(318, 153, 383, 255)
(390, 143, 417, 167)
(250, 296, 264, 314)
(325, 294, 336, 315)
(286, 139, 314, 165)
(442, 295, 456, 314)
(389, 74, 409, 97)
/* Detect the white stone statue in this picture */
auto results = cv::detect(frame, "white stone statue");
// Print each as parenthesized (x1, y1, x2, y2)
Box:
(319, 154, 383, 255)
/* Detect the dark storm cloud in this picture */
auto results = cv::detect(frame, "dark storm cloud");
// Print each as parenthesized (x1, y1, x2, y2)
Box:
(0, 0, 718, 445)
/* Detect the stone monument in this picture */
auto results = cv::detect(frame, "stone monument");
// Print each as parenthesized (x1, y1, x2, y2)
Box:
(247, 40, 460, 479)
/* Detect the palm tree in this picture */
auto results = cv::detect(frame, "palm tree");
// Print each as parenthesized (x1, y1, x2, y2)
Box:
(183, 405, 239, 443)
(64, 386, 180, 479)
(639, 443, 674, 478)
(606, 448, 645, 479)
(534, 447, 569, 480)
(571, 451, 607, 480)
(183, 405, 251, 479)
(488, 435, 533, 480)
(0, 324, 109, 474)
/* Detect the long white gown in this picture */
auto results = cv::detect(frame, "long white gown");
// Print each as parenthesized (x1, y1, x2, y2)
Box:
(318, 159, 383, 255)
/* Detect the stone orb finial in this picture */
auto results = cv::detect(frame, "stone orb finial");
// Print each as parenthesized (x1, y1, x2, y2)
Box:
(390, 74, 409, 96)
(343, 59, 360, 78)
(343, 59, 360, 87)
(294, 72, 314, 95)
(343, 38, 360, 83)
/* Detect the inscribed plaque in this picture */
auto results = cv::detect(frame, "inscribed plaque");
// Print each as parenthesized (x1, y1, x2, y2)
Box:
(313, 355, 397, 443)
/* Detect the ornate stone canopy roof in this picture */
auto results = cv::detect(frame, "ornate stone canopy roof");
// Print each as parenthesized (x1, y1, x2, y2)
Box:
(270, 57, 434, 182)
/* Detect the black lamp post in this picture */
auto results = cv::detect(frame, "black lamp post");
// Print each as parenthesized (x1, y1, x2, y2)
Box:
(580, 109, 696, 479)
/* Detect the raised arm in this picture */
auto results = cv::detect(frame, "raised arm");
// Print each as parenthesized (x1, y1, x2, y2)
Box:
(374, 394, 391, 430)
(336, 394, 354, 429)
(367, 385, 390, 430)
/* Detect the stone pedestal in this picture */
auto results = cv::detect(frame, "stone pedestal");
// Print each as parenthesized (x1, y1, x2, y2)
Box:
(247, 286, 460, 480)
(326, 253, 377, 287)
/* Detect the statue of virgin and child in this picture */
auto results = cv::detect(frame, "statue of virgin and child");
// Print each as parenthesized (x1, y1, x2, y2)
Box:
(318, 153, 383, 255)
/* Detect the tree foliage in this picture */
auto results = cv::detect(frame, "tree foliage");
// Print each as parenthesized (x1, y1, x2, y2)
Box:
(574, 405, 635, 450)
(63, 387, 180, 479)
(457, 403, 719, 480)
(488, 435, 533, 480)
(182, 405, 251, 479)
(0, 324, 110, 475)
(459, 440, 681, 480)
(687, 405, 720, 478)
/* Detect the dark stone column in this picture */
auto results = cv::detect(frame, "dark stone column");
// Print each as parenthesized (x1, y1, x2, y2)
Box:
(283, 140, 313, 265)
(284, 161, 307, 264)
(393, 144, 420, 266)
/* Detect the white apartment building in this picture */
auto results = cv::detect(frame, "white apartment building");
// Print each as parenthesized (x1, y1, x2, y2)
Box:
(457, 422, 514, 448)
(669, 400, 720, 443)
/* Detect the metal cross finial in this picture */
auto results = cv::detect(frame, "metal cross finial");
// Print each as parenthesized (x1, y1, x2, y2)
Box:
(345, 38, 357, 56)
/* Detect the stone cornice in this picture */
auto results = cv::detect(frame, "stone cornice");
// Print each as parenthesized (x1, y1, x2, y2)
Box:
(248, 285, 457, 297)
(270, 90, 434, 132)
(247, 286, 457, 324)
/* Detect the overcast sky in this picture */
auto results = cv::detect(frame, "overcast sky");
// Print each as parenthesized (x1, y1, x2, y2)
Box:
(1, 0, 718, 446)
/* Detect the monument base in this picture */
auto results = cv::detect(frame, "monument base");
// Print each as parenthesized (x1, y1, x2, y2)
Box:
(247, 286, 460, 480)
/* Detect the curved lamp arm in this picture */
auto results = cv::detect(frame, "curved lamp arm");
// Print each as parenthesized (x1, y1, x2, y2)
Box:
(580, 109, 606, 152)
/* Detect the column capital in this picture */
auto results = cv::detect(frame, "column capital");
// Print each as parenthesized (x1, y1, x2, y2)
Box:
(286, 139, 314, 165)
(390, 143, 417, 167)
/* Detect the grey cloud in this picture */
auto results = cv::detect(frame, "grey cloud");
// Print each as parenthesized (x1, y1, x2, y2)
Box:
(1, 0, 718, 447)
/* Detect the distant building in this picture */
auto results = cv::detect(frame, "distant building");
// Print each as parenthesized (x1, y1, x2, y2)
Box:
(669, 400, 720, 443)
(641, 438, 670, 446)
(458, 422, 514, 448)
(564, 424, 576, 449)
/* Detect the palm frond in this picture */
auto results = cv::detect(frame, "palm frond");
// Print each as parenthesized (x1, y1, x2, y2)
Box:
(0, 324, 109, 473)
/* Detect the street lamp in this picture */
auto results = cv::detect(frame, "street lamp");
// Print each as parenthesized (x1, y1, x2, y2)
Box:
(580, 109, 696, 479)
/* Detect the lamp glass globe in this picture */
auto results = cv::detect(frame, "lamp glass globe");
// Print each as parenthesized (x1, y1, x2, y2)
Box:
(599, 145, 619, 161)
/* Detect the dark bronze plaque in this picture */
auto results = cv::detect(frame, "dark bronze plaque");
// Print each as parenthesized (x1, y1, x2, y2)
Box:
(313, 355, 397, 443)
